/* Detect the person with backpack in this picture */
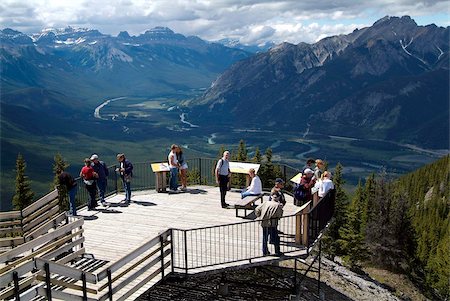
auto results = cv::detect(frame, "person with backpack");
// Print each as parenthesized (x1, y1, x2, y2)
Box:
(293, 168, 316, 206)
(215, 150, 231, 208)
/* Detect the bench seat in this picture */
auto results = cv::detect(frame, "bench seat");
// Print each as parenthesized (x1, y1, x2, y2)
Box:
(235, 193, 266, 218)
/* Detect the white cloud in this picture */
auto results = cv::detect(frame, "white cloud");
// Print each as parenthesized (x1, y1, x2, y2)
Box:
(0, 0, 447, 44)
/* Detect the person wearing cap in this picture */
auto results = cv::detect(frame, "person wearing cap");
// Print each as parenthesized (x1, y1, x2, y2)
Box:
(80, 158, 98, 210)
(91, 154, 109, 206)
(270, 178, 286, 206)
(294, 168, 316, 206)
(116, 153, 133, 203)
(215, 151, 231, 208)
(255, 188, 284, 256)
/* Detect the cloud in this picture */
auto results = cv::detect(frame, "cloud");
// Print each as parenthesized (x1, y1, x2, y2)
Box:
(0, 0, 447, 44)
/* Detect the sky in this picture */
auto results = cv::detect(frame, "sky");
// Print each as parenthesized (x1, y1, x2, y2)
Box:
(0, 0, 449, 45)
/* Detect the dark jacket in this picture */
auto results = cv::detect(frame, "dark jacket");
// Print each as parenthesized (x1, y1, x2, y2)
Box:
(92, 161, 109, 179)
(58, 172, 77, 190)
(121, 159, 133, 177)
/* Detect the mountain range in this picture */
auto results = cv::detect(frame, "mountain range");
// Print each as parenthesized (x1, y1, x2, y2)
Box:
(0, 16, 449, 209)
(189, 16, 449, 149)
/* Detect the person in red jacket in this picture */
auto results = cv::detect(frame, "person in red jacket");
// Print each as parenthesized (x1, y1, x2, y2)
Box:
(293, 168, 316, 206)
(80, 158, 98, 210)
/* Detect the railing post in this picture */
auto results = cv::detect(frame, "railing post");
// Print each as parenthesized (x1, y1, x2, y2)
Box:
(107, 268, 113, 301)
(293, 259, 297, 295)
(13, 271, 20, 301)
(318, 240, 321, 295)
(160, 234, 165, 280)
(198, 158, 202, 185)
(44, 262, 52, 300)
(114, 164, 118, 194)
(184, 230, 188, 275)
(170, 229, 175, 274)
(82, 272, 87, 301)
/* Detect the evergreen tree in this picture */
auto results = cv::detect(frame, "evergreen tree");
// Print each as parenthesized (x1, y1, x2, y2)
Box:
(337, 180, 367, 268)
(12, 153, 34, 210)
(258, 147, 283, 188)
(236, 139, 248, 162)
(322, 162, 348, 259)
(252, 147, 262, 163)
(53, 153, 70, 212)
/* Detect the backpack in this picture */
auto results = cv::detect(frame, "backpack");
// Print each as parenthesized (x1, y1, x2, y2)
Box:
(293, 183, 306, 201)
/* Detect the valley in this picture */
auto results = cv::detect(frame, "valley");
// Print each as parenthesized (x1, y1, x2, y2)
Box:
(3, 93, 444, 211)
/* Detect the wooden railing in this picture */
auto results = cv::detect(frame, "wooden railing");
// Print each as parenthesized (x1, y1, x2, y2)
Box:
(0, 189, 60, 250)
(0, 229, 172, 300)
(0, 217, 84, 300)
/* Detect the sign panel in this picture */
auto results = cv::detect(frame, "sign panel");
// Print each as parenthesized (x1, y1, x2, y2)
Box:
(228, 162, 260, 174)
(151, 162, 170, 172)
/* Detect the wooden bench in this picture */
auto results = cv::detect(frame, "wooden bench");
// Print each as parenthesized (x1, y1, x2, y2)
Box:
(235, 193, 265, 218)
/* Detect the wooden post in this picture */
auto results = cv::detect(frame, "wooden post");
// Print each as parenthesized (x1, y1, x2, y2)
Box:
(44, 262, 52, 300)
(13, 271, 20, 301)
(107, 268, 113, 301)
(160, 234, 165, 280)
(170, 229, 175, 274)
(302, 213, 309, 246)
(82, 272, 87, 301)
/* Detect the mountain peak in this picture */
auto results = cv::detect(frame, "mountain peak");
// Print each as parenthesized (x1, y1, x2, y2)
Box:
(144, 27, 175, 35)
(373, 15, 417, 27)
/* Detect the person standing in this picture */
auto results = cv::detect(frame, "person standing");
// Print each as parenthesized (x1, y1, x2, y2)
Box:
(302, 158, 315, 173)
(80, 158, 98, 210)
(241, 168, 262, 199)
(215, 150, 231, 208)
(255, 191, 284, 256)
(314, 159, 325, 180)
(318, 171, 335, 198)
(270, 178, 286, 206)
(116, 153, 133, 203)
(57, 169, 78, 216)
(293, 168, 316, 206)
(168, 144, 180, 192)
(91, 154, 109, 206)
(176, 146, 188, 191)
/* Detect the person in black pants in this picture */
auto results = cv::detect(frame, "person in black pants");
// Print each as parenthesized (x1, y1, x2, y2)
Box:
(215, 151, 231, 208)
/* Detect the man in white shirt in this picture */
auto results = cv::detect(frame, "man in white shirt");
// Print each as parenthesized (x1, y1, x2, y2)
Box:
(215, 151, 231, 208)
(241, 168, 262, 199)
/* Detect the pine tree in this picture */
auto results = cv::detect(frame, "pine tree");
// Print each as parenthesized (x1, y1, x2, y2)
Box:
(236, 139, 248, 162)
(322, 162, 348, 259)
(12, 153, 34, 210)
(252, 147, 262, 163)
(53, 153, 70, 212)
(337, 180, 367, 268)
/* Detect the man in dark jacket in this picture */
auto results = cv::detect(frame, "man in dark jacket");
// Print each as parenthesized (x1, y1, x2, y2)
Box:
(57, 169, 78, 216)
(117, 153, 133, 204)
(91, 154, 109, 206)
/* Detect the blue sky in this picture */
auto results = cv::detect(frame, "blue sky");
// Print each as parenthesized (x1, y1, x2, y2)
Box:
(1, 0, 448, 44)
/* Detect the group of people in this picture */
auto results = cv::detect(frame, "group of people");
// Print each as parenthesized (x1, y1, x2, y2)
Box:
(214, 152, 335, 256)
(293, 158, 334, 206)
(57, 153, 134, 215)
(167, 144, 189, 192)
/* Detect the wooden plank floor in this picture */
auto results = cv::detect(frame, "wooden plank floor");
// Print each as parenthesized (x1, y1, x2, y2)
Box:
(76, 185, 305, 300)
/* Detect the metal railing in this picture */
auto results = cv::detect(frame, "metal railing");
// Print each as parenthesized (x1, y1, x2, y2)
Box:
(171, 214, 304, 273)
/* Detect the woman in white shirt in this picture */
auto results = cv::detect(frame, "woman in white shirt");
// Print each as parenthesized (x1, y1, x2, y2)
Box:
(241, 168, 262, 199)
(318, 171, 334, 198)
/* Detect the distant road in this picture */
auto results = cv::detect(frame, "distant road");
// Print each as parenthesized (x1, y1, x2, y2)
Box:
(94, 97, 126, 119)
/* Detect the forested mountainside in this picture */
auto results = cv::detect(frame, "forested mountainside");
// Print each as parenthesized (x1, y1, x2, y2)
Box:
(325, 155, 449, 300)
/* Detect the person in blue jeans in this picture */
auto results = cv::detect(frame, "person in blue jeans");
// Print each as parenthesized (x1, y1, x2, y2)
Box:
(255, 188, 284, 256)
(91, 154, 109, 206)
(168, 144, 180, 191)
(57, 169, 78, 216)
(116, 153, 133, 203)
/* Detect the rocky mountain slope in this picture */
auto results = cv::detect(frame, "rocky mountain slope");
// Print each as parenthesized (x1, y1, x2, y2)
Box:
(0, 26, 251, 99)
(190, 16, 449, 149)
